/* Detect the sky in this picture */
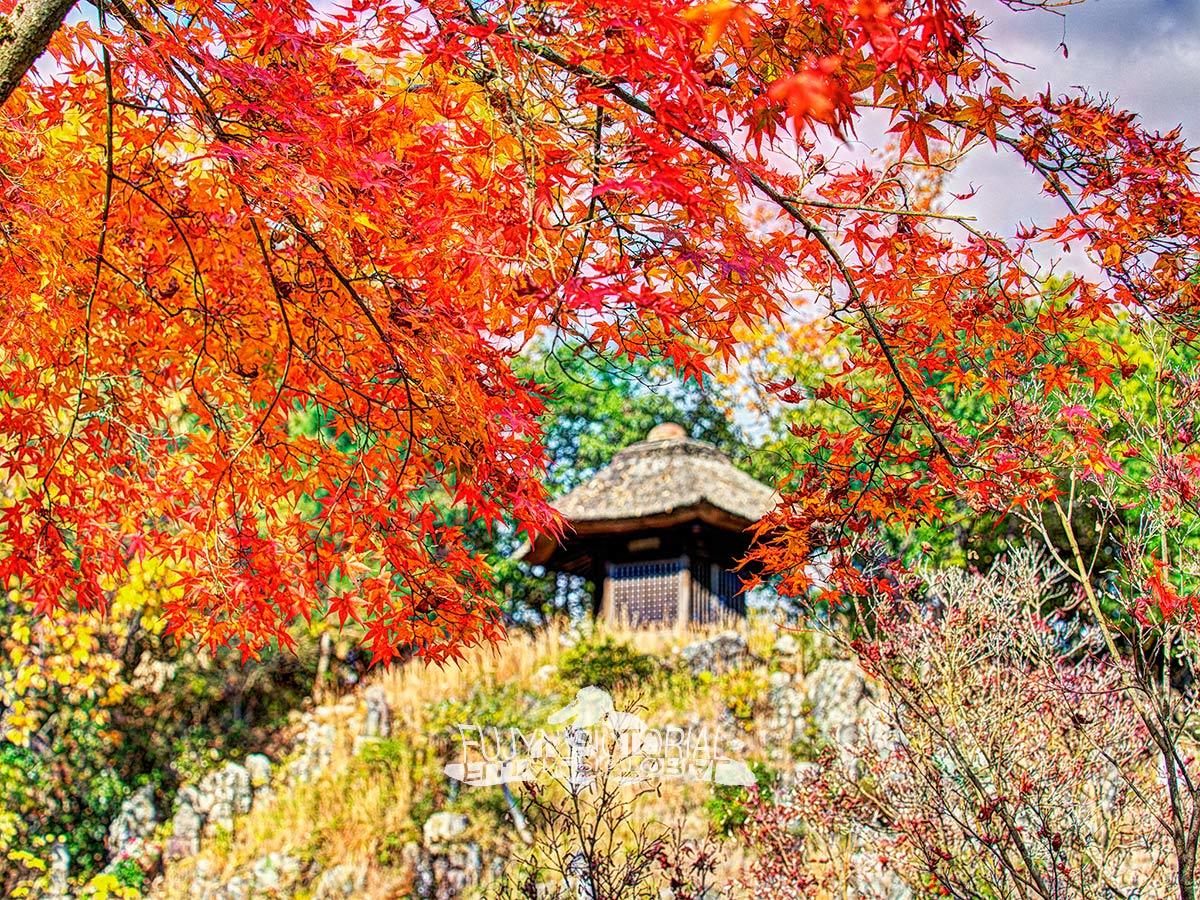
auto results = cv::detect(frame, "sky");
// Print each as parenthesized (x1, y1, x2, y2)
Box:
(952, 0, 1200, 235)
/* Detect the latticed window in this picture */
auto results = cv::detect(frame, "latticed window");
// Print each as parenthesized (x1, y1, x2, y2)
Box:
(690, 561, 746, 626)
(608, 558, 682, 626)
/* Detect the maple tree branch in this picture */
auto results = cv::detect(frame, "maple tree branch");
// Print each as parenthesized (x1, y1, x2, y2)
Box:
(108, 172, 227, 437)
(106, 0, 425, 495)
(972, 126, 1200, 352)
(103, 0, 230, 140)
(841, 399, 907, 528)
(461, 6, 959, 465)
(282, 214, 421, 490)
(782, 195, 976, 223)
(567, 103, 605, 281)
(44, 0, 113, 495)
(0, 0, 76, 107)
(231, 186, 295, 476)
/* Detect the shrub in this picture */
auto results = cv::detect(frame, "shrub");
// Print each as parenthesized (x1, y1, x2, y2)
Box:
(108, 858, 146, 892)
(704, 762, 776, 836)
(751, 553, 1174, 898)
(556, 636, 659, 692)
(715, 669, 768, 724)
(426, 683, 545, 733)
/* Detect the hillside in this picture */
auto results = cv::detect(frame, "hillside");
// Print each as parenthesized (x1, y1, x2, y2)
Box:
(82, 620, 884, 899)
(11, 562, 1183, 900)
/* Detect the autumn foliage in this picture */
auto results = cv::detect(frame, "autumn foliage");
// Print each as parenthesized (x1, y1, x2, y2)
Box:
(2, 0, 1199, 665)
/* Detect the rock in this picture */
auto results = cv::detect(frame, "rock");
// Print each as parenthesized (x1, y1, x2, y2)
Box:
(362, 684, 392, 739)
(312, 862, 367, 899)
(411, 842, 483, 900)
(245, 753, 271, 789)
(803, 659, 869, 747)
(801, 659, 894, 778)
(423, 811, 470, 848)
(289, 720, 337, 784)
(354, 684, 394, 755)
(187, 858, 221, 898)
(768, 670, 792, 689)
(679, 631, 749, 675)
(401, 840, 422, 871)
(763, 674, 807, 752)
(45, 840, 70, 900)
(220, 874, 251, 900)
(197, 762, 252, 837)
(106, 784, 158, 859)
(166, 786, 204, 860)
(533, 664, 557, 683)
(773, 633, 800, 657)
(249, 851, 302, 894)
(244, 753, 273, 808)
(769, 681, 805, 717)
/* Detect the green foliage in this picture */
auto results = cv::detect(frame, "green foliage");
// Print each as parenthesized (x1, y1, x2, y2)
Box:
(375, 832, 409, 868)
(490, 339, 761, 625)
(427, 684, 553, 735)
(327, 733, 444, 863)
(788, 713, 824, 763)
(557, 637, 659, 692)
(0, 611, 334, 889)
(659, 669, 705, 712)
(356, 737, 420, 772)
(704, 762, 776, 836)
(208, 826, 233, 858)
(352, 737, 437, 849)
(0, 704, 127, 882)
(715, 669, 768, 724)
(108, 858, 146, 892)
(519, 340, 750, 495)
(449, 784, 510, 827)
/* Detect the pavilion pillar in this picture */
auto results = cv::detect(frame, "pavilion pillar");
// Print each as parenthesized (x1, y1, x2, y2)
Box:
(600, 563, 615, 625)
(676, 554, 690, 631)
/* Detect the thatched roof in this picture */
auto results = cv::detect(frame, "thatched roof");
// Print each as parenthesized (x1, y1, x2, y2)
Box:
(520, 423, 777, 567)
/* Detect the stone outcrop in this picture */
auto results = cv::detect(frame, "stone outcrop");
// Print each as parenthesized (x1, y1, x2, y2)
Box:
(125, 639, 911, 900)
(197, 761, 253, 838)
(772, 633, 800, 657)
(106, 784, 158, 860)
(678, 630, 750, 675)
(363, 684, 392, 739)
(166, 786, 204, 861)
(288, 719, 337, 784)
(408, 825, 483, 900)
(423, 811, 470, 849)
(803, 658, 872, 750)
(311, 863, 367, 899)
(245, 753, 273, 808)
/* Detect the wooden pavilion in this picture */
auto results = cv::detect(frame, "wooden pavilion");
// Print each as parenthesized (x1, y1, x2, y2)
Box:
(518, 423, 776, 628)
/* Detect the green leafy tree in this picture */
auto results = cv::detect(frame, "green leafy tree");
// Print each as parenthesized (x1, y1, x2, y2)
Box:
(492, 340, 756, 624)
(521, 341, 750, 494)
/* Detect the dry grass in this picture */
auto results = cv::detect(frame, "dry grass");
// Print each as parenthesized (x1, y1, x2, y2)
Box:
(154, 620, 781, 898)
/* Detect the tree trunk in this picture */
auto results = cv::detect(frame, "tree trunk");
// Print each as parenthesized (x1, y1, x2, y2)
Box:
(312, 631, 333, 703)
(0, 0, 77, 108)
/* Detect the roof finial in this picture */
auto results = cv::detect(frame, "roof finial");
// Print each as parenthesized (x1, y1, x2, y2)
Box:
(647, 422, 687, 442)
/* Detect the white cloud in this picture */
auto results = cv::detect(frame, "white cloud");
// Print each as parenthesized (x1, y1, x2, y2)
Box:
(953, 0, 1200, 237)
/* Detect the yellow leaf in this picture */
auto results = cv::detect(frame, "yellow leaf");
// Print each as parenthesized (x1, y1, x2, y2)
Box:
(682, 0, 743, 53)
